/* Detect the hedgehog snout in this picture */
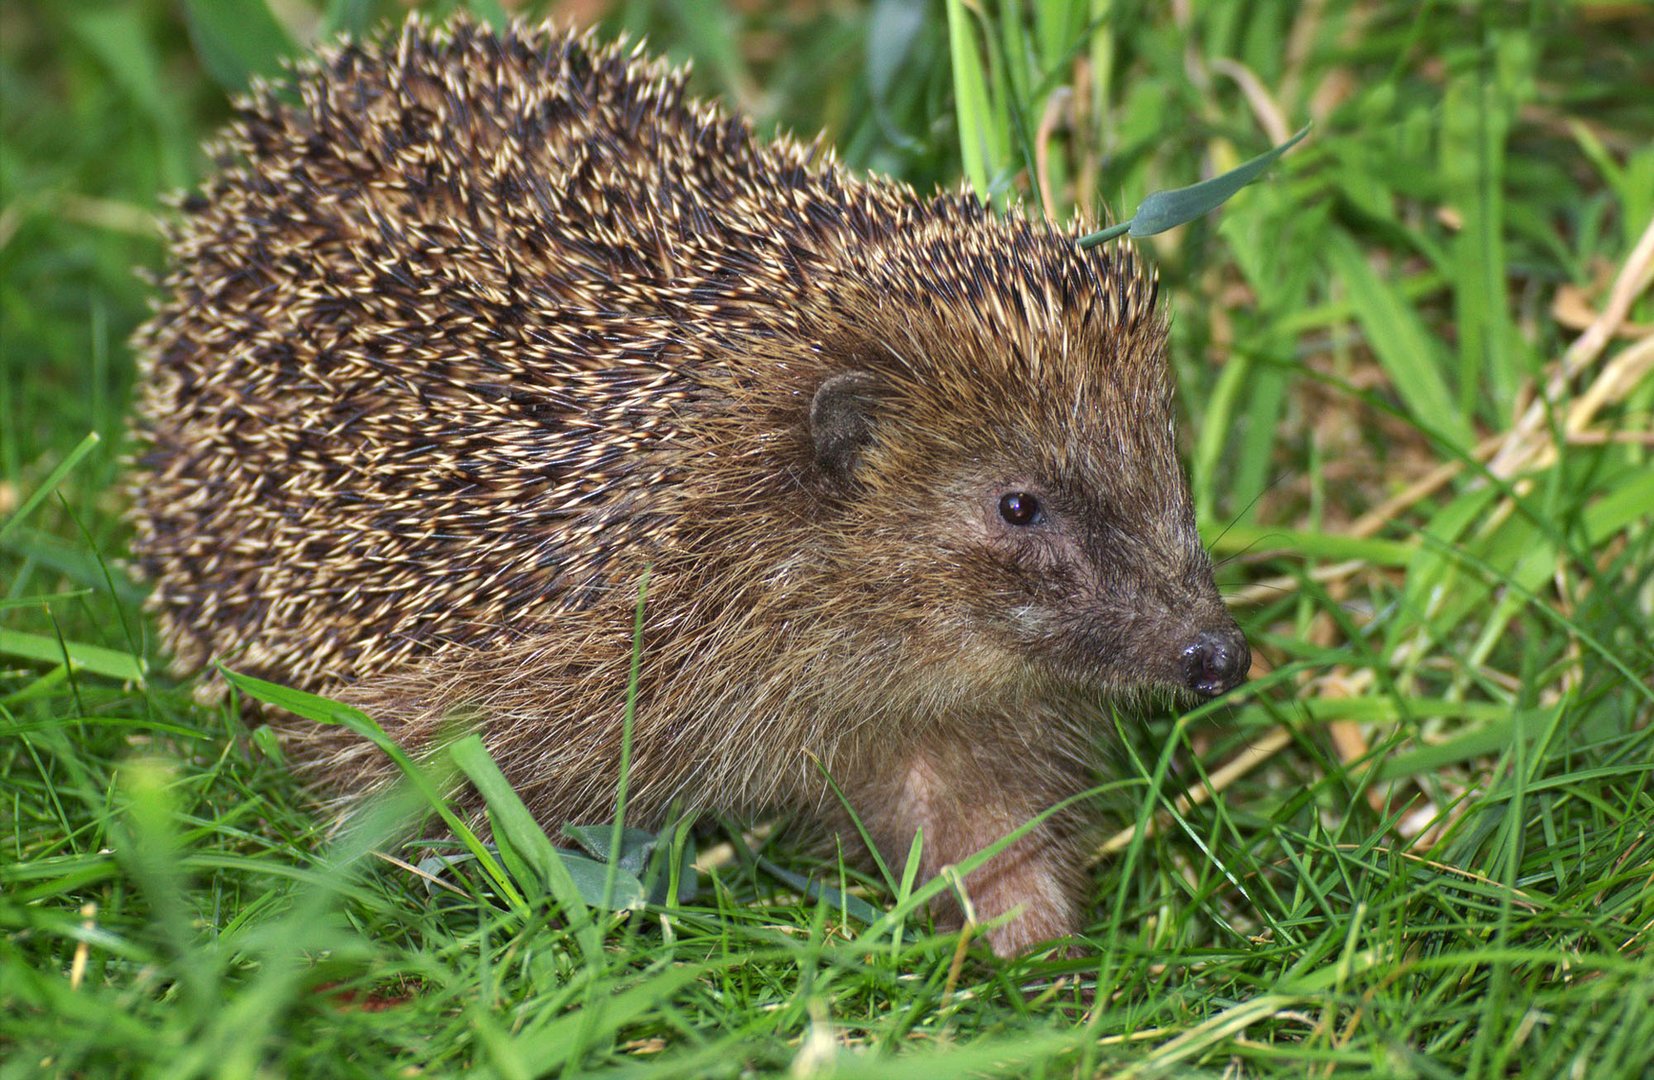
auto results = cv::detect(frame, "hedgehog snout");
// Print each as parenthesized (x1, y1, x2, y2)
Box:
(1179, 625, 1250, 697)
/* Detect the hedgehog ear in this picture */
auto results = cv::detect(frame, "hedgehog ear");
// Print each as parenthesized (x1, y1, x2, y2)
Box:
(809, 371, 882, 487)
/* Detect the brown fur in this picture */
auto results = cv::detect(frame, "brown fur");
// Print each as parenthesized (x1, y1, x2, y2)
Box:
(127, 17, 1246, 955)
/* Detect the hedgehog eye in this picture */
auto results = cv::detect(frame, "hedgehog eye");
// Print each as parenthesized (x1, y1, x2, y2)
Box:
(998, 492, 1045, 527)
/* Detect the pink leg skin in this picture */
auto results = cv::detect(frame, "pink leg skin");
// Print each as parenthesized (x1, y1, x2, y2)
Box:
(865, 744, 1093, 957)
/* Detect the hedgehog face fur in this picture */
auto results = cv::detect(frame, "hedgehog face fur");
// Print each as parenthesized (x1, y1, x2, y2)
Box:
(128, 17, 1249, 956)
(801, 245, 1229, 704)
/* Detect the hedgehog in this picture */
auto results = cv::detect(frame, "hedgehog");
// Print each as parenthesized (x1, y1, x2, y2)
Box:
(128, 16, 1250, 956)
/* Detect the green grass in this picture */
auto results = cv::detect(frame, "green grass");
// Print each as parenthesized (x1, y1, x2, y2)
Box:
(4, 0, 1653, 1075)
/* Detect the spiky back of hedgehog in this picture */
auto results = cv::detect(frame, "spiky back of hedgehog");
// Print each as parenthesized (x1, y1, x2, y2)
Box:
(128, 16, 1249, 956)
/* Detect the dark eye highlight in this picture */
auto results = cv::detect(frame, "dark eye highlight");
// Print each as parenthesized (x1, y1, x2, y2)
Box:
(998, 492, 1044, 527)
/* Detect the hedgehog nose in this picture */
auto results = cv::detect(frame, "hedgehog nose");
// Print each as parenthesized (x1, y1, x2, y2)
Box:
(1181, 628, 1250, 697)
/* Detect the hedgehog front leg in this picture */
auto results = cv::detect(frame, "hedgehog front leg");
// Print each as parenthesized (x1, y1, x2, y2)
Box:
(867, 737, 1096, 956)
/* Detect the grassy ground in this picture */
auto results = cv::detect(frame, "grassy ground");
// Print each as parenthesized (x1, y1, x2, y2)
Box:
(4, 0, 1653, 1076)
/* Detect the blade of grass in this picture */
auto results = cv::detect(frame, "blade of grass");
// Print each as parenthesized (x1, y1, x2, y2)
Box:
(0, 432, 99, 545)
